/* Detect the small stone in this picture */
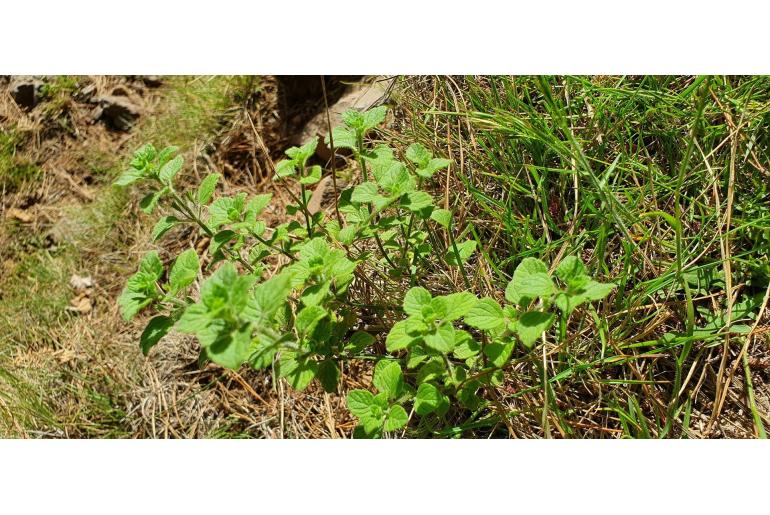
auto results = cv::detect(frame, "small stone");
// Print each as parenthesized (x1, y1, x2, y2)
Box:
(95, 95, 140, 131)
(9, 76, 44, 110)
(79, 83, 97, 101)
(140, 76, 163, 88)
(308, 175, 348, 214)
(69, 274, 94, 292)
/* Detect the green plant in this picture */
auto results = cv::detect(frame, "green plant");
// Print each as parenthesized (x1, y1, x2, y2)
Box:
(115, 106, 614, 438)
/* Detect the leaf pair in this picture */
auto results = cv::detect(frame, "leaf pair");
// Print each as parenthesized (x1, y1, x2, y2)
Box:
(347, 360, 408, 438)
(175, 262, 257, 369)
(405, 143, 451, 179)
(325, 106, 388, 154)
(387, 287, 477, 354)
(114, 144, 181, 187)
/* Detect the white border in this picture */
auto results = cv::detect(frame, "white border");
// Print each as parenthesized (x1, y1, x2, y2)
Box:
(1, 440, 767, 513)
(3, 1, 770, 512)
(2, 1, 769, 73)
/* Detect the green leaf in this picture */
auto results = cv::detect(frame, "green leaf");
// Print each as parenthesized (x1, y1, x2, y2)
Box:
(362, 106, 388, 132)
(504, 279, 519, 304)
(299, 165, 322, 185)
(430, 208, 452, 228)
(581, 280, 616, 301)
(200, 262, 255, 315)
(445, 240, 476, 266)
(439, 292, 478, 321)
(384, 404, 408, 431)
(275, 159, 296, 178)
(208, 196, 241, 229)
(555, 280, 615, 315)
(139, 315, 174, 356)
(516, 311, 554, 348)
(416, 158, 451, 179)
(373, 360, 403, 399)
(175, 303, 210, 333)
(414, 383, 449, 416)
(401, 191, 433, 213)
(405, 143, 431, 168)
(156, 146, 179, 167)
(209, 230, 236, 256)
(117, 289, 153, 321)
(245, 271, 294, 322)
(196, 173, 220, 204)
(385, 320, 417, 352)
(464, 297, 505, 331)
(245, 193, 273, 219)
(376, 162, 413, 196)
(130, 143, 156, 169)
(249, 334, 281, 370)
(342, 110, 365, 130)
(286, 137, 318, 166)
(457, 380, 482, 410)
(317, 360, 340, 393)
(351, 182, 379, 203)
(403, 287, 432, 316)
(338, 225, 357, 245)
(139, 189, 166, 214)
(152, 215, 180, 241)
(346, 330, 375, 353)
(295, 305, 327, 336)
(424, 323, 456, 353)
(483, 341, 515, 368)
(139, 251, 164, 279)
(510, 257, 554, 301)
(555, 256, 587, 284)
(113, 168, 144, 187)
(417, 358, 445, 383)
(300, 281, 330, 307)
(347, 389, 375, 418)
(168, 249, 199, 293)
(326, 126, 357, 151)
(452, 333, 480, 360)
(206, 324, 253, 370)
(158, 155, 183, 184)
(279, 352, 318, 390)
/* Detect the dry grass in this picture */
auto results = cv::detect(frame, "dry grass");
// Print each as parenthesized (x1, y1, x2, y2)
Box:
(0, 75, 369, 438)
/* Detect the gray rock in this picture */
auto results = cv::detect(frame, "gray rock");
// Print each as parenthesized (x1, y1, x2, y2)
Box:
(140, 76, 162, 87)
(296, 76, 396, 160)
(94, 95, 140, 131)
(9, 76, 44, 110)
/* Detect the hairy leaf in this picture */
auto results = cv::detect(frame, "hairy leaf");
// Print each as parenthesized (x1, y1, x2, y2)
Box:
(516, 311, 554, 348)
(464, 297, 505, 331)
(197, 173, 221, 204)
(373, 360, 403, 400)
(415, 383, 449, 416)
(168, 248, 199, 293)
(140, 315, 174, 356)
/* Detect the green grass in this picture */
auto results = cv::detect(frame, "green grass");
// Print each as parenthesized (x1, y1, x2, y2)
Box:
(0, 127, 41, 192)
(396, 76, 770, 437)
